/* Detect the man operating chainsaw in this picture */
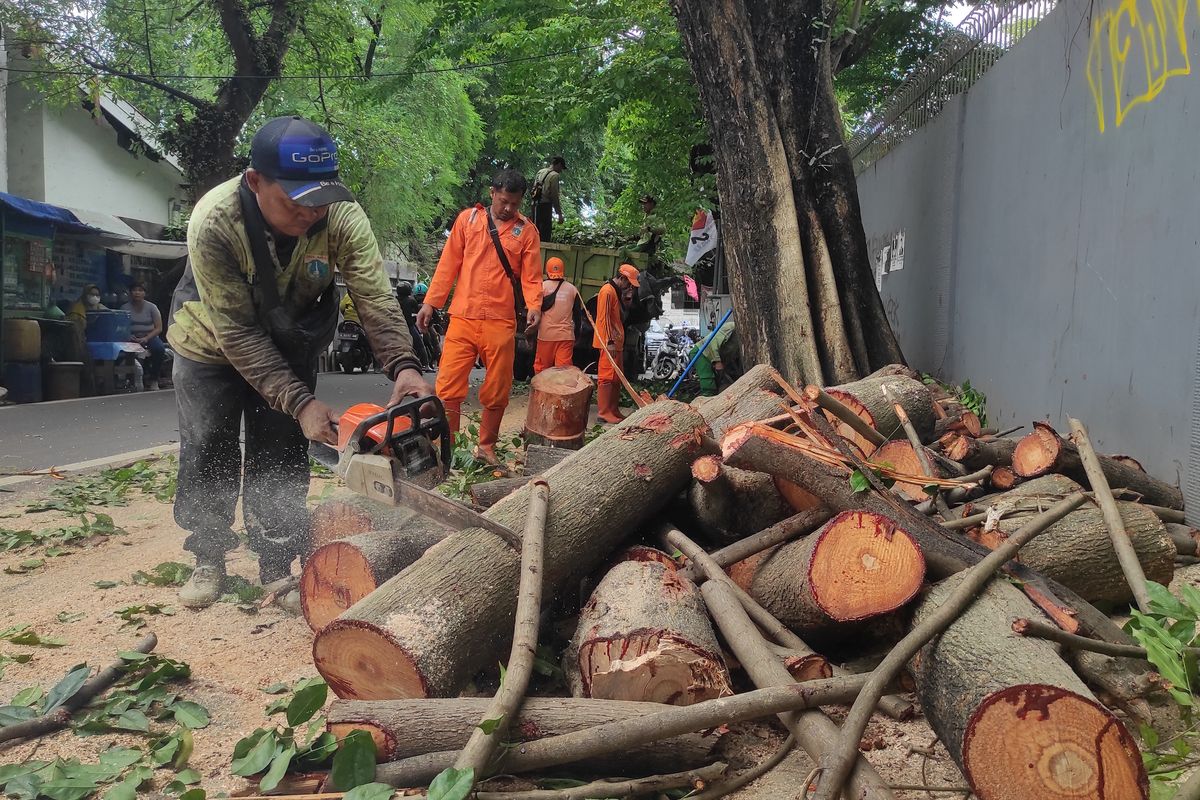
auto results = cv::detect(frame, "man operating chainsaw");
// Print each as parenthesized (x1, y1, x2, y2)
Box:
(416, 169, 543, 465)
(168, 116, 432, 609)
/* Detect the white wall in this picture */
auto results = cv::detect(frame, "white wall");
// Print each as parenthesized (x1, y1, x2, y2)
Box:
(6, 82, 44, 201)
(40, 103, 182, 225)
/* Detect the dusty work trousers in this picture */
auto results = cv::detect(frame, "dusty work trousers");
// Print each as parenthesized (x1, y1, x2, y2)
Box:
(534, 339, 574, 374)
(173, 355, 313, 572)
(435, 317, 517, 420)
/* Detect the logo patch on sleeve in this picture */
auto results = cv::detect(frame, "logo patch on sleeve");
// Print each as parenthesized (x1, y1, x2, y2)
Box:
(306, 256, 330, 279)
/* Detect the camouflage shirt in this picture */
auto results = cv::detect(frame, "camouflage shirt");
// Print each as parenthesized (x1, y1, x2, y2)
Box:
(169, 175, 418, 416)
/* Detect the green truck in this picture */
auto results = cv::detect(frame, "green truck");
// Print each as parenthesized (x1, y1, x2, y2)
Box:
(538, 242, 647, 303)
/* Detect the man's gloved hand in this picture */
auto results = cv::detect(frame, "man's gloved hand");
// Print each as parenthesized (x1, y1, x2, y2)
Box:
(389, 368, 437, 415)
(298, 399, 339, 445)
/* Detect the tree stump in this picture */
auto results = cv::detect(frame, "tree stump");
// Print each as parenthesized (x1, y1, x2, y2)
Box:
(910, 575, 1148, 799)
(1012, 422, 1182, 509)
(524, 366, 594, 449)
(312, 400, 710, 700)
(825, 373, 936, 445)
(566, 558, 731, 705)
(309, 493, 418, 552)
(299, 523, 449, 632)
(326, 697, 721, 775)
(970, 476, 1175, 606)
(740, 510, 925, 635)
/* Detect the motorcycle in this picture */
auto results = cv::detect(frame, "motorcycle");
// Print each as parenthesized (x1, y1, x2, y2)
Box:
(335, 320, 374, 374)
(647, 328, 694, 381)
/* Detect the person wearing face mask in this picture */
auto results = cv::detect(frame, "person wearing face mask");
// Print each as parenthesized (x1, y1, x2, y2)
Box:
(167, 116, 432, 609)
(68, 284, 107, 323)
(415, 170, 543, 465)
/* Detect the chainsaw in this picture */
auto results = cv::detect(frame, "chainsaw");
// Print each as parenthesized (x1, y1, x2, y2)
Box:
(309, 396, 521, 549)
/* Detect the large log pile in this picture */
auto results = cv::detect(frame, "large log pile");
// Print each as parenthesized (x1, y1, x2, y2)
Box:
(289, 366, 1182, 800)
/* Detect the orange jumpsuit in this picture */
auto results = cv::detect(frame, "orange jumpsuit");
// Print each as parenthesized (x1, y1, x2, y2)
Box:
(534, 278, 578, 373)
(425, 204, 542, 442)
(592, 281, 625, 384)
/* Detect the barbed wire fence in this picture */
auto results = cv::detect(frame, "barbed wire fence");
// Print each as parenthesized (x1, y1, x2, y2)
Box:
(847, 0, 1060, 173)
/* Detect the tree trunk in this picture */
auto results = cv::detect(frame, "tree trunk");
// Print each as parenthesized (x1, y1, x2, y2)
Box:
(309, 493, 418, 552)
(1012, 422, 1183, 509)
(670, 2, 904, 385)
(524, 444, 574, 474)
(967, 476, 1175, 606)
(910, 575, 1148, 799)
(694, 364, 790, 442)
(312, 400, 709, 699)
(327, 697, 721, 774)
(566, 558, 731, 705)
(740, 510, 925, 636)
(825, 374, 936, 444)
(684, 456, 792, 544)
(299, 524, 450, 632)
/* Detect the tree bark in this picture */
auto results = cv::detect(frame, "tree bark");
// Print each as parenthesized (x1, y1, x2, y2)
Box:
(523, 444, 574, 475)
(299, 523, 450, 632)
(312, 400, 710, 699)
(740, 510, 924, 636)
(825, 374, 936, 444)
(469, 476, 530, 510)
(566, 559, 731, 705)
(523, 367, 594, 449)
(910, 575, 1148, 799)
(694, 364, 791, 442)
(328, 697, 721, 774)
(684, 456, 792, 544)
(1013, 422, 1183, 509)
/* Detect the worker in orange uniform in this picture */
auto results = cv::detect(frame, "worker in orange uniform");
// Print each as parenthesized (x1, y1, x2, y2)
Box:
(416, 169, 543, 464)
(534, 257, 578, 374)
(593, 263, 639, 423)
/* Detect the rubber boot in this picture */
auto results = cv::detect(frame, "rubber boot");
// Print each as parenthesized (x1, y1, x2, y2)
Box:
(597, 383, 625, 424)
(473, 407, 506, 466)
(179, 555, 226, 609)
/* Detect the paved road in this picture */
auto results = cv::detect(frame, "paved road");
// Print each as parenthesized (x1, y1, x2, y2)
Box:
(0, 371, 404, 474)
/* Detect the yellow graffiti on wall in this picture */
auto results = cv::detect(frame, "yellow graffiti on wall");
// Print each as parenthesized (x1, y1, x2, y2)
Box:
(1086, 0, 1191, 131)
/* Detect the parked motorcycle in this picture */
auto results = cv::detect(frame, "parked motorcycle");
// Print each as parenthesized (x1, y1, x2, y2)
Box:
(647, 327, 696, 380)
(335, 320, 374, 374)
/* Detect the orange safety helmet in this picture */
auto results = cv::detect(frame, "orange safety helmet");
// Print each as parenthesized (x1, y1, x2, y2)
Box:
(546, 257, 565, 279)
(618, 263, 640, 287)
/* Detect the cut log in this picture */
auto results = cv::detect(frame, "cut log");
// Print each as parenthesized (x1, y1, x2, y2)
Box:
(684, 456, 792, 543)
(773, 478, 826, 513)
(611, 544, 680, 570)
(695, 364, 790, 441)
(523, 366, 594, 449)
(300, 523, 450, 632)
(1108, 454, 1145, 472)
(972, 476, 1175, 606)
(941, 434, 1016, 472)
(678, 508, 831, 582)
(309, 493, 418, 552)
(1166, 523, 1200, 556)
(1012, 421, 1183, 509)
(872, 440, 940, 502)
(313, 400, 710, 700)
(825, 373, 936, 444)
(327, 697, 720, 775)
(739, 510, 925, 636)
(933, 410, 982, 440)
(566, 558, 732, 705)
(910, 575, 1148, 799)
(469, 476, 529, 510)
(989, 465, 1022, 491)
(524, 444, 573, 474)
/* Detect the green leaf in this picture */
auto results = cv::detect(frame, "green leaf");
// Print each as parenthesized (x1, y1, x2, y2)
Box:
(262, 682, 290, 694)
(0, 704, 36, 725)
(171, 701, 210, 730)
(343, 784, 396, 800)
(849, 470, 870, 493)
(296, 731, 339, 768)
(477, 715, 503, 735)
(42, 664, 91, 713)
(179, 790, 206, 800)
(1147, 582, 1194, 621)
(427, 767, 474, 800)
(232, 730, 279, 776)
(115, 709, 151, 732)
(286, 678, 328, 727)
(11, 686, 44, 707)
(94, 580, 119, 589)
(98, 748, 143, 769)
(258, 745, 296, 793)
(330, 729, 378, 791)
(173, 729, 195, 770)
(10, 630, 67, 648)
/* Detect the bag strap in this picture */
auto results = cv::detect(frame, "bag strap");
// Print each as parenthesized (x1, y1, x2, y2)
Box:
(485, 207, 517, 282)
(549, 279, 564, 301)
(238, 178, 282, 312)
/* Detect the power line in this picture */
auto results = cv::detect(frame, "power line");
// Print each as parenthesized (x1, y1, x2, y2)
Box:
(0, 42, 612, 82)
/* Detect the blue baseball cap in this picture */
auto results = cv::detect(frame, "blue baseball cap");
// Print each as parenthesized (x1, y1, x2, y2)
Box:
(250, 116, 355, 207)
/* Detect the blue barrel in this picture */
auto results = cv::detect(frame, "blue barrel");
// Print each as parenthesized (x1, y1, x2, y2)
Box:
(3, 361, 43, 403)
(86, 310, 132, 342)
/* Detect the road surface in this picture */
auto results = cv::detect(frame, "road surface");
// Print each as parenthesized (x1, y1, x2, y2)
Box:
(0, 371, 413, 475)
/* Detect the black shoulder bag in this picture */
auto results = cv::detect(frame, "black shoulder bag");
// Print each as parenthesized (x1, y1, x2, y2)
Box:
(485, 207, 528, 333)
(237, 179, 338, 365)
(541, 280, 564, 312)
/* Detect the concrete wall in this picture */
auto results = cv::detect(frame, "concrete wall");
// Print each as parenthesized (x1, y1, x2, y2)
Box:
(856, 0, 1200, 506)
(4, 81, 182, 225)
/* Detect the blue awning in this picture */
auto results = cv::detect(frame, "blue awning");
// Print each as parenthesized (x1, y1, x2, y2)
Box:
(0, 192, 99, 237)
